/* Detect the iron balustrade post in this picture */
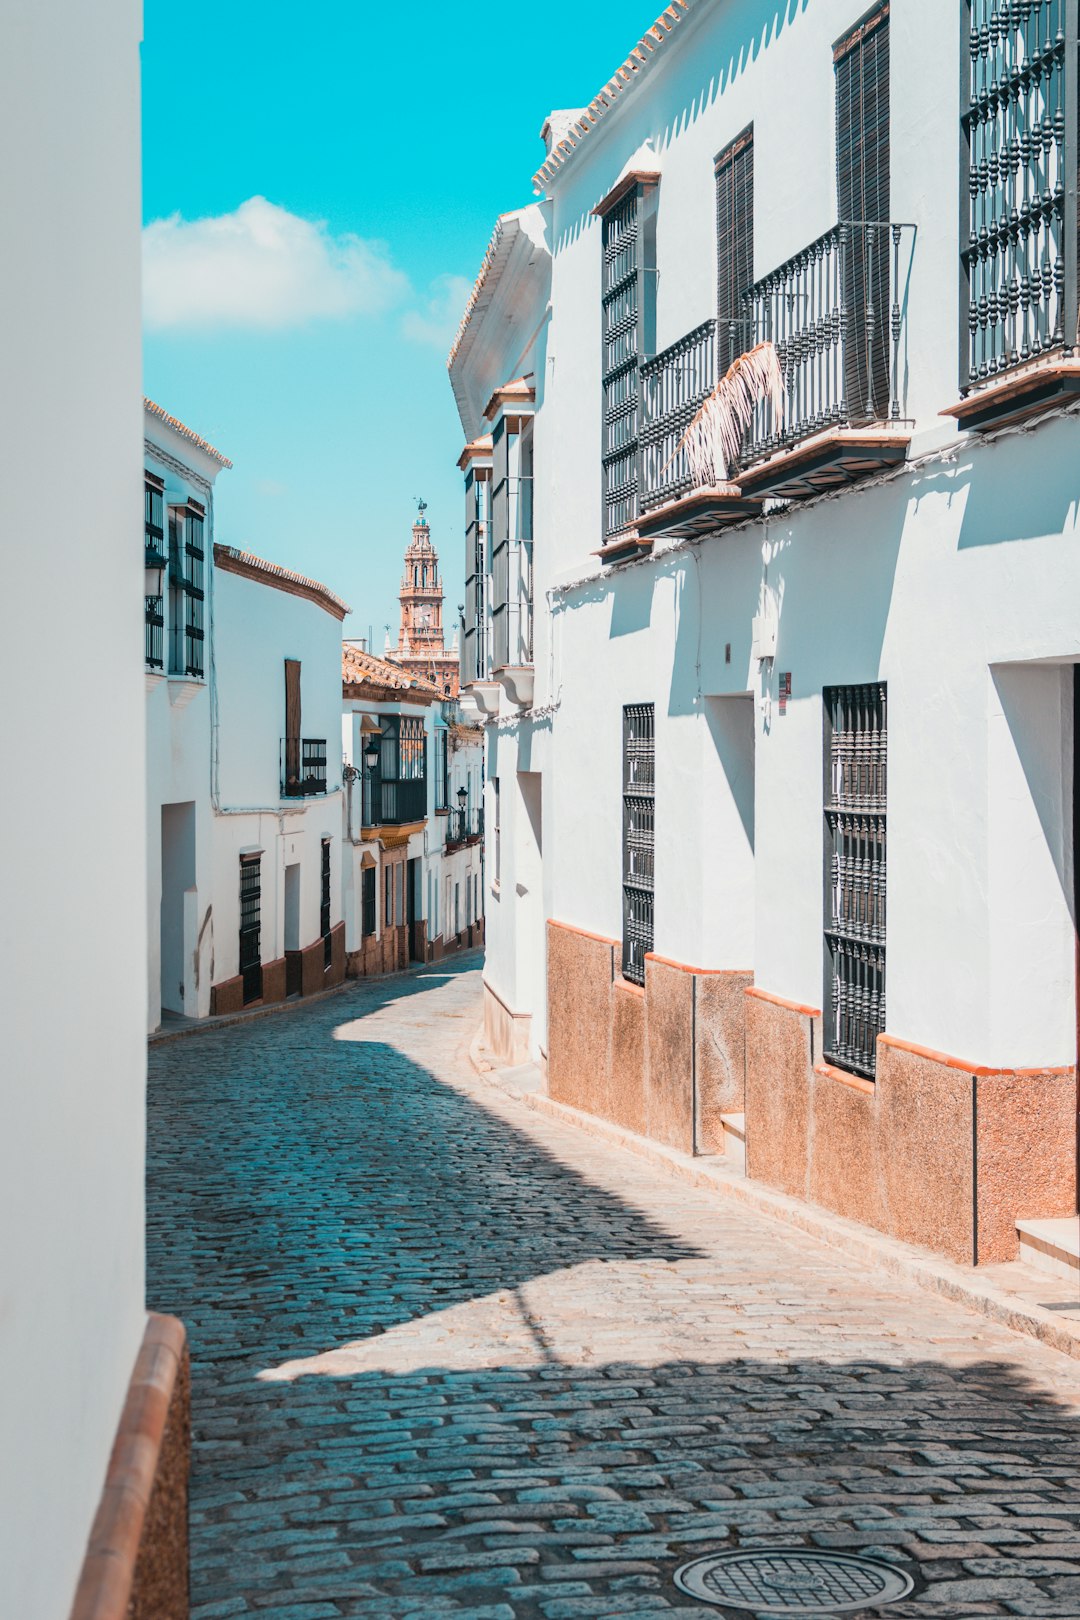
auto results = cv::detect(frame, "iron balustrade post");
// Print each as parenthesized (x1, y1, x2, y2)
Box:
(1064, 0, 1079, 356)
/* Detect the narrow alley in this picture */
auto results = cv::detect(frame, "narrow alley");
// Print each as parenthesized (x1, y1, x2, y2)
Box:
(148, 961, 1080, 1620)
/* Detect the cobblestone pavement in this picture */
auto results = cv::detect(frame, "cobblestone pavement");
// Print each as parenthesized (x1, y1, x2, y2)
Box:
(147, 958, 1080, 1620)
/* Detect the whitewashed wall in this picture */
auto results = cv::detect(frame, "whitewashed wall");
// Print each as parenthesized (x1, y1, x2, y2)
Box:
(0, 3, 146, 1616)
(532, 0, 1080, 1068)
(145, 427, 221, 1029)
(211, 569, 345, 976)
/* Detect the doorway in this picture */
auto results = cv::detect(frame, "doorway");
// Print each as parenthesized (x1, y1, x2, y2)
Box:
(407, 857, 424, 961)
(284, 861, 301, 995)
(160, 802, 195, 1016)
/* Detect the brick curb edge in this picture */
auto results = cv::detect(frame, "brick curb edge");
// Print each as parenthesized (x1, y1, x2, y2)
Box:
(468, 1033, 1080, 1366)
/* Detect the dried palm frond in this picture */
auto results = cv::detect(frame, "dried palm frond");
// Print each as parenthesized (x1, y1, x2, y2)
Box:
(673, 340, 785, 486)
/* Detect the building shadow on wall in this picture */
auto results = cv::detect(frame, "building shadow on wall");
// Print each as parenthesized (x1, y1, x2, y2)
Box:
(955, 417, 1079, 549)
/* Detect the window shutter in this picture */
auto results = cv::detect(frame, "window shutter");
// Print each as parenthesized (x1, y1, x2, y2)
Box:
(715, 129, 754, 377)
(835, 4, 890, 420)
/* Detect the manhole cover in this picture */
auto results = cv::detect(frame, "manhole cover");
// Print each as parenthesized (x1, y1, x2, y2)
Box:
(673, 1548, 914, 1614)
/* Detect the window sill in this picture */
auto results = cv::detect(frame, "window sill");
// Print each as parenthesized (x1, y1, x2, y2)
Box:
(166, 676, 204, 710)
(614, 975, 646, 998)
(944, 356, 1080, 435)
(814, 1060, 874, 1095)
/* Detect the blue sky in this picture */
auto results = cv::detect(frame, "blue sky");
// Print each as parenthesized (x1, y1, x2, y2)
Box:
(142, 1, 662, 647)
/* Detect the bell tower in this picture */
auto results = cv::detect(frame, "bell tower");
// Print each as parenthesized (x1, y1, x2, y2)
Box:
(387, 501, 459, 695)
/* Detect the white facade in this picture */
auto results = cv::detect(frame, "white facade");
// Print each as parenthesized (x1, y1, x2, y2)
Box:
(211, 555, 348, 1000)
(144, 405, 228, 1029)
(452, 0, 1080, 1254)
(0, 2, 147, 1615)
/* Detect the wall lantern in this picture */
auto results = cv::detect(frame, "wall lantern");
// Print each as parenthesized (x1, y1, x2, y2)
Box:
(363, 738, 380, 770)
(457, 786, 468, 809)
(144, 546, 166, 600)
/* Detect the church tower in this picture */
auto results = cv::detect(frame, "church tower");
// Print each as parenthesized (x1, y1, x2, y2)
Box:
(387, 501, 459, 695)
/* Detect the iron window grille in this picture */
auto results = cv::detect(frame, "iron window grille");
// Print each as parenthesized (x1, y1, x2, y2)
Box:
(434, 722, 448, 811)
(601, 180, 658, 540)
(145, 477, 166, 670)
(168, 506, 206, 678)
(239, 854, 262, 1005)
(463, 466, 490, 686)
(281, 738, 327, 798)
(622, 703, 655, 986)
(321, 839, 332, 968)
(362, 865, 376, 937)
(385, 862, 394, 926)
(823, 683, 887, 1081)
(961, 0, 1078, 389)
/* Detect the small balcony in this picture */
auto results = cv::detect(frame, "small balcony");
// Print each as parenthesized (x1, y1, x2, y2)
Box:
(362, 776, 427, 829)
(281, 737, 327, 798)
(737, 220, 915, 500)
(445, 806, 484, 850)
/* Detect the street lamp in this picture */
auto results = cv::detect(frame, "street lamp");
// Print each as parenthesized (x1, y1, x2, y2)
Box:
(364, 739, 380, 771)
(457, 786, 467, 809)
(144, 545, 166, 600)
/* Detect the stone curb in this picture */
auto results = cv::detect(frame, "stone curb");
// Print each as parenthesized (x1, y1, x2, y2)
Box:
(468, 1036, 1080, 1366)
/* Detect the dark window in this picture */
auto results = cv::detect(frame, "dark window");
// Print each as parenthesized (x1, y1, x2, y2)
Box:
(239, 854, 262, 1005)
(601, 179, 658, 540)
(168, 504, 206, 678)
(835, 5, 891, 421)
(321, 839, 332, 968)
(362, 865, 376, 937)
(622, 704, 655, 986)
(463, 466, 489, 686)
(962, 0, 1075, 386)
(491, 417, 534, 668)
(385, 862, 394, 926)
(375, 715, 427, 824)
(145, 476, 165, 670)
(434, 722, 448, 811)
(493, 777, 501, 887)
(715, 127, 754, 378)
(824, 683, 887, 1080)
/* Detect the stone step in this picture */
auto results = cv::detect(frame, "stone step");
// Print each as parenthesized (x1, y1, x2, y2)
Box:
(1016, 1215, 1080, 1285)
(720, 1112, 746, 1175)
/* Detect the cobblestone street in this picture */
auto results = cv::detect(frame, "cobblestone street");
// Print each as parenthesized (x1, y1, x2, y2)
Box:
(147, 958, 1080, 1620)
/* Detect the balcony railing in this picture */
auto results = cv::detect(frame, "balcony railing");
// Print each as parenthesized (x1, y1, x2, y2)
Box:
(641, 319, 717, 510)
(492, 531, 533, 670)
(746, 221, 914, 464)
(445, 806, 483, 849)
(363, 775, 427, 828)
(281, 737, 327, 798)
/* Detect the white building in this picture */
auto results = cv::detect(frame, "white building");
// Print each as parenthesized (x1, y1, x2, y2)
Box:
(144, 400, 230, 1029)
(341, 646, 484, 976)
(452, 0, 1080, 1268)
(2, 5, 188, 1618)
(146, 403, 349, 1028)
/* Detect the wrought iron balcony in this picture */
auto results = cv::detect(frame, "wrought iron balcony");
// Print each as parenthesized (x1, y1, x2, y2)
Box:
(362, 775, 426, 828)
(145, 596, 164, 670)
(445, 806, 483, 849)
(745, 221, 913, 463)
(641, 319, 717, 511)
(281, 737, 327, 798)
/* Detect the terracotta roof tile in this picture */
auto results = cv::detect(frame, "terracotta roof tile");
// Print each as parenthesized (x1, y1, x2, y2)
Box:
(214, 545, 350, 620)
(144, 397, 233, 468)
(532, 1, 695, 194)
(342, 643, 444, 700)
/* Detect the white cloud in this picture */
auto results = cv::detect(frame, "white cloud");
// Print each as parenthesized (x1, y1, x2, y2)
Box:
(401, 273, 473, 349)
(143, 196, 409, 331)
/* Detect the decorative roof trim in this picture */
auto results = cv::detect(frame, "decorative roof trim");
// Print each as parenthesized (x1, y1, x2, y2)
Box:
(482, 377, 536, 425)
(532, 0, 696, 194)
(447, 210, 527, 370)
(457, 435, 494, 471)
(591, 167, 662, 218)
(214, 545, 350, 621)
(144, 398, 233, 468)
(341, 643, 444, 702)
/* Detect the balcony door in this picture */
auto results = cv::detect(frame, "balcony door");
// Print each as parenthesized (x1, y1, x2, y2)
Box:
(835, 4, 890, 424)
(284, 659, 301, 793)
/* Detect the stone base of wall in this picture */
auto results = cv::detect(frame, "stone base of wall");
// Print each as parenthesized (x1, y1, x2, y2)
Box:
(546, 920, 752, 1155)
(70, 1313, 189, 1620)
(346, 924, 409, 979)
(484, 978, 533, 1066)
(211, 928, 343, 1015)
(427, 919, 485, 963)
(744, 987, 1078, 1265)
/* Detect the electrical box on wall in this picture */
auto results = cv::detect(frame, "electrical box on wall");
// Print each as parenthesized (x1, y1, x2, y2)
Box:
(751, 613, 777, 661)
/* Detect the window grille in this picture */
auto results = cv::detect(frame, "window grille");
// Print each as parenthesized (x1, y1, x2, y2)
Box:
(491, 416, 534, 668)
(168, 506, 206, 678)
(836, 5, 891, 422)
(321, 839, 332, 968)
(622, 703, 655, 985)
(362, 865, 376, 937)
(385, 862, 394, 926)
(376, 715, 427, 824)
(716, 128, 755, 379)
(239, 854, 262, 1005)
(962, 0, 1076, 387)
(145, 477, 166, 670)
(601, 182, 657, 540)
(824, 683, 886, 1080)
(463, 467, 489, 686)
